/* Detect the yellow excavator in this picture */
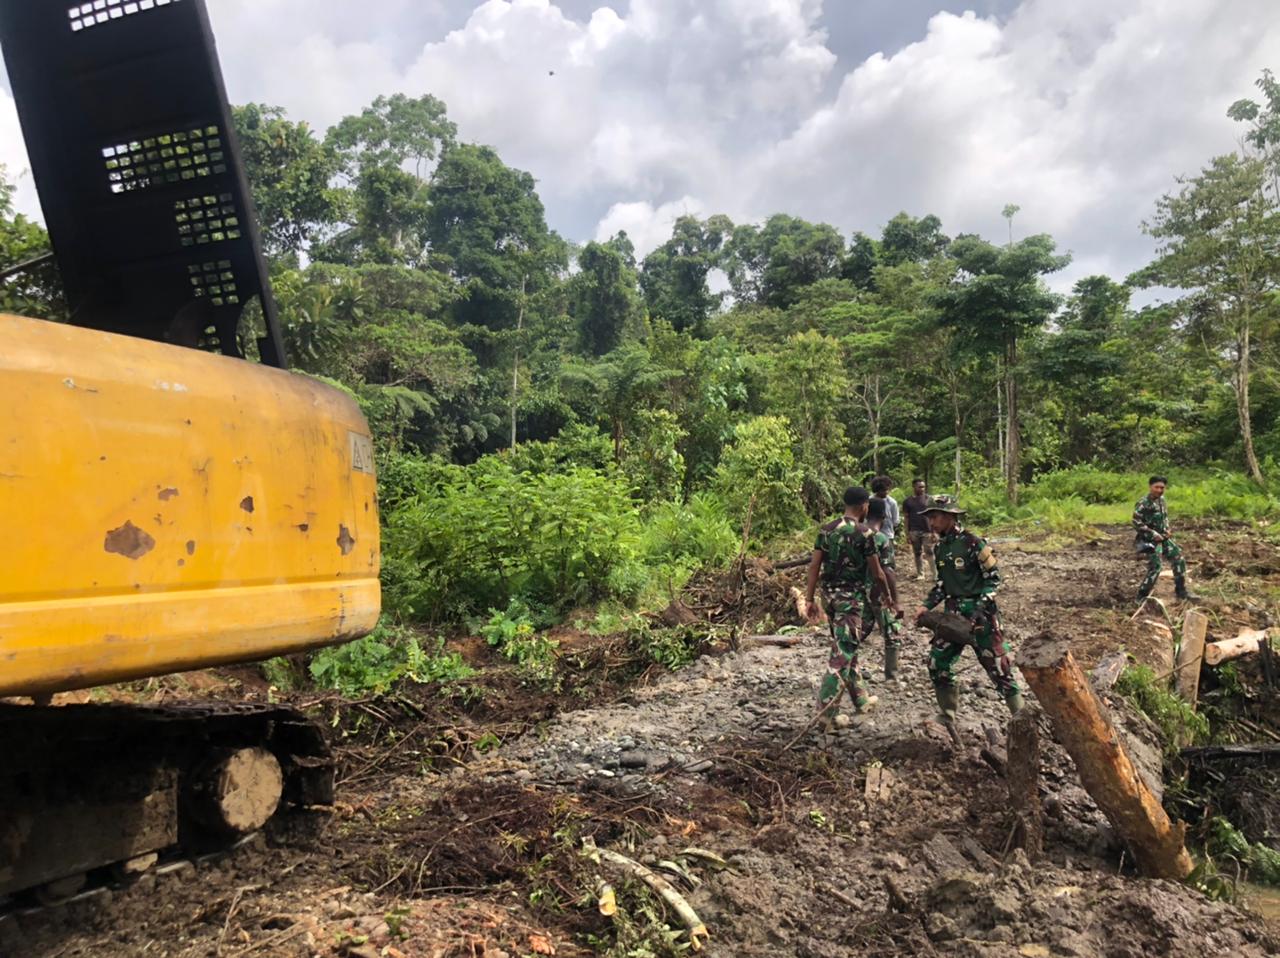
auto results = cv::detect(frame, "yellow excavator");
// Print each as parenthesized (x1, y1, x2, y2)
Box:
(0, 0, 380, 900)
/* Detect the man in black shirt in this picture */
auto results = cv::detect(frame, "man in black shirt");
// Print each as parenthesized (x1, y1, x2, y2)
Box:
(902, 479, 936, 579)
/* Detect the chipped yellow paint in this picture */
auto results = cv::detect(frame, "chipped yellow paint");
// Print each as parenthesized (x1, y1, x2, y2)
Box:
(0, 314, 380, 696)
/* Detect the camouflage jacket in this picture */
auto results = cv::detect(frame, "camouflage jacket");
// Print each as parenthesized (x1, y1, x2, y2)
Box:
(924, 526, 1000, 609)
(1132, 495, 1170, 541)
(815, 515, 875, 592)
(870, 526, 896, 572)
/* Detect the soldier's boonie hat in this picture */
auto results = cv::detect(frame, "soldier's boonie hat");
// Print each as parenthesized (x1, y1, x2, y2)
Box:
(923, 495, 965, 516)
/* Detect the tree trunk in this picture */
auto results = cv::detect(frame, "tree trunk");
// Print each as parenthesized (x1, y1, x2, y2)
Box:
(869, 375, 882, 474)
(1005, 338, 1021, 505)
(1237, 318, 1264, 482)
(509, 274, 528, 449)
(996, 373, 1005, 481)
(1018, 633, 1194, 880)
(1007, 706, 1043, 859)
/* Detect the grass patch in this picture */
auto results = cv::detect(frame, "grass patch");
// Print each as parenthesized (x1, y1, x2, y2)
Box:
(1114, 664, 1210, 752)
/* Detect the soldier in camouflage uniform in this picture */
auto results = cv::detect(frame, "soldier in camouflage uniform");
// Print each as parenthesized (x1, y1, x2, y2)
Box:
(912, 497, 1024, 719)
(1133, 475, 1199, 603)
(804, 487, 893, 727)
(861, 497, 904, 680)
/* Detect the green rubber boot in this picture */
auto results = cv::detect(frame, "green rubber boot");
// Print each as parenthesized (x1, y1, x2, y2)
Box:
(1004, 690, 1025, 715)
(934, 683, 960, 722)
(884, 644, 899, 681)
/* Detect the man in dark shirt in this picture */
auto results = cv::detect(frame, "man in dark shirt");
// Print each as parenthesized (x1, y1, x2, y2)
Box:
(902, 479, 936, 579)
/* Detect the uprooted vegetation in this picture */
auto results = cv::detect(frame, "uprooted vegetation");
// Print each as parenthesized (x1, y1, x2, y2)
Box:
(13, 520, 1280, 958)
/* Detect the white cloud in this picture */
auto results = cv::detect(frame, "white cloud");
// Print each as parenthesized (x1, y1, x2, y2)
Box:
(3, 0, 1279, 289)
(0, 87, 39, 219)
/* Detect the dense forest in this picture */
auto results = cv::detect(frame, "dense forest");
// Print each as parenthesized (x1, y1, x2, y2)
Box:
(3, 75, 1279, 653)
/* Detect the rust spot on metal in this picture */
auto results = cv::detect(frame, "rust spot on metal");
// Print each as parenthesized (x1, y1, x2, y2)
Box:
(297, 523, 310, 533)
(186, 540, 196, 556)
(158, 488, 180, 501)
(178, 559, 186, 567)
(337, 525, 355, 556)
(104, 521, 155, 560)
(240, 496, 255, 514)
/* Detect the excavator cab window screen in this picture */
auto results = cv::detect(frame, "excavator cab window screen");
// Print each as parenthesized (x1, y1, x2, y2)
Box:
(0, 0, 287, 367)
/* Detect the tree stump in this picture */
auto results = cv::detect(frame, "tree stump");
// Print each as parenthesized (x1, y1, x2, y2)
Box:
(1006, 705, 1042, 859)
(1018, 632, 1193, 880)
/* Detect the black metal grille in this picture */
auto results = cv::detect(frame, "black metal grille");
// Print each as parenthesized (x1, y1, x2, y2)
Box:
(0, 0, 286, 366)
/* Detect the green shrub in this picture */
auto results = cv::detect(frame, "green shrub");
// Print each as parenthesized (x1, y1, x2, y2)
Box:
(383, 456, 642, 622)
(1206, 817, 1280, 885)
(1115, 664, 1210, 750)
(481, 600, 559, 684)
(309, 621, 472, 696)
(713, 416, 806, 540)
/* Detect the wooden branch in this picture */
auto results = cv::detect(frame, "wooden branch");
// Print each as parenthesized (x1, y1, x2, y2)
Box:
(595, 847, 709, 950)
(741, 634, 805, 648)
(1175, 610, 1209, 706)
(772, 556, 810, 572)
(1018, 632, 1193, 880)
(1204, 629, 1271, 666)
(1006, 706, 1043, 860)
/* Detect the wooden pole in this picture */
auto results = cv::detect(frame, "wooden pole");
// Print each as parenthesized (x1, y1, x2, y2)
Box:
(1175, 610, 1209, 705)
(1006, 706, 1042, 859)
(1018, 632, 1193, 880)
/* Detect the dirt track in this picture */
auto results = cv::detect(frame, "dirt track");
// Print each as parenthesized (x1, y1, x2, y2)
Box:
(7, 527, 1280, 957)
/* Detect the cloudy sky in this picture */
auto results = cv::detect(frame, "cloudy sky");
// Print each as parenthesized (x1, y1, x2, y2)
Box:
(3, 0, 1279, 288)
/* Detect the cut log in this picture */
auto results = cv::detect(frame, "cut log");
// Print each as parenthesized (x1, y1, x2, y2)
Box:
(1175, 610, 1209, 705)
(186, 747, 283, 835)
(1007, 706, 1043, 860)
(1181, 743, 1280, 761)
(772, 556, 811, 572)
(917, 610, 975, 647)
(1204, 629, 1271, 666)
(1091, 651, 1129, 692)
(1018, 632, 1193, 880)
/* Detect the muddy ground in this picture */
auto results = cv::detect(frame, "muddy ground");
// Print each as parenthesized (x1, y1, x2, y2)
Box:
(5, 523, 1280, 957)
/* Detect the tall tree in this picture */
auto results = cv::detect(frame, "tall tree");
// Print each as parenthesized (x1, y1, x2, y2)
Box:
(639, 215, 732, 337)
(933, 234, 1070, 502)
(1229, 69, 1280, 203)
(880, 212, 950, 266)
(560, 344, 678, 461)
(1137, 152, 1280, 482)
(723, 214, 845, 308)
(425, 144, 568, 336)
(232, 104, 347, 259)
(569, 233, 643, 356)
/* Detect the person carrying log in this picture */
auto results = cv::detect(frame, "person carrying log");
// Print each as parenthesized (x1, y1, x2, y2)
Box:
(803, 486, 894, 728)
(861, 497, 904, 681)
(1133, 475, 1201, 603)
(912, 497, 1024, 720)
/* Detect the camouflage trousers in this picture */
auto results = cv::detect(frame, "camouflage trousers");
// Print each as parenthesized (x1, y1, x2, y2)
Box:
(1139, 538, 1187, 597)
(927, 597, 1019, 699)
(818, 588, 871, 711)
(859, 588, 903, 650)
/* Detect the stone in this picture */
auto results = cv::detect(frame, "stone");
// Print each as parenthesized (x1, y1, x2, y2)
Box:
(924, 912, 960, 942)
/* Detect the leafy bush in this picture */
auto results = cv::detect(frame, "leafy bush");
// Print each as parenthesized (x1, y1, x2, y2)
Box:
(1115, 664, 1210, 751)
(628, 621, 704, 671)
(713, 416, 806, 539)
(383, 456, 643, 622)
(309, 622, 472, 696)
(1206, 817, 1280, 886)
(481, 600, 559, 684)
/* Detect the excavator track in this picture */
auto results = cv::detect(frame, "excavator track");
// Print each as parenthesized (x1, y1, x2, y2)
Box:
(0, 701, 334, 904)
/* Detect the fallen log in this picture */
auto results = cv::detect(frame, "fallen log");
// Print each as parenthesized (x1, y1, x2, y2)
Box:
(1018, 632, 1194, 880)
(1204, 629, 1271, 666)
(1175, 610, 1209, 705)
(1007, 706, 1043, 860)
(1180, 743, 1280, 761)
(772, 555, 811, 572)
(741, 634, 805, 648)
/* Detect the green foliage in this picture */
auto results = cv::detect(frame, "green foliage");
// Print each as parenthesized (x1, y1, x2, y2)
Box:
(713, 416, 806, 540)
(640, 214, 733, 337)
(0, 167, 65, 320)
(627, 622, 705, 671)
(308, 622, 472, 696)
(1206, 817, 1280, 886)
(481, 601, 559, 684)
(384, 456, 643, 622)
(1115, 665, 1210, 751)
